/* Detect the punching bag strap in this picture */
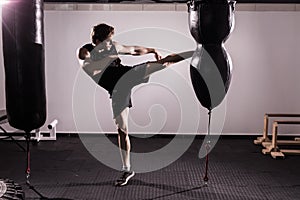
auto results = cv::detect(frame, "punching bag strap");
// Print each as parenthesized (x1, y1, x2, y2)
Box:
(229, 0, 236, 11)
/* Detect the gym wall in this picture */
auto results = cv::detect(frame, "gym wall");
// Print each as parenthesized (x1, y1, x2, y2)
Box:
(0, 3, 300, 135)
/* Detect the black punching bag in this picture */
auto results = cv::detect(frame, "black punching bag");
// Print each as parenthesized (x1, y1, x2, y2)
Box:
(2, 0, 46, 133)
(188, 0, 235, 44)
(188, 0, 235, 110)
(190, 44, 232, 110)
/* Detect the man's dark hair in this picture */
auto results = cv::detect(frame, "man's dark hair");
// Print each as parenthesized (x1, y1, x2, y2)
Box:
(92, 23, 114, 44)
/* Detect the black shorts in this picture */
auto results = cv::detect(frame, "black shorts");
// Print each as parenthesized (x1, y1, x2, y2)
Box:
(98, 63, 149, 117)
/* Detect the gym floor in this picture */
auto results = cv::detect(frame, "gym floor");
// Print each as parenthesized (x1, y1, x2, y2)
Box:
(0, 134, 299, 200)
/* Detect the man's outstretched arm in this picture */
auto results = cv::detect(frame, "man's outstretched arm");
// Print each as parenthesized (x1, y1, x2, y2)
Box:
(114, 42, 162, 60)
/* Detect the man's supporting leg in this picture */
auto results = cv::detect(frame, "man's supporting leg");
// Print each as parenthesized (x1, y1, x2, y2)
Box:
(118, 128, 131, 172)
(115, 107, 130, 171)
(114, 107, 135, 186)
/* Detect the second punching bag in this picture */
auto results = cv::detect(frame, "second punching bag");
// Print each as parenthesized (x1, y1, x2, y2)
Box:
(2, 0, 46, 132)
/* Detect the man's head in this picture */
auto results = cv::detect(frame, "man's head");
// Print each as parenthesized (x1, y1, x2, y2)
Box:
(92, 23, 114, 45)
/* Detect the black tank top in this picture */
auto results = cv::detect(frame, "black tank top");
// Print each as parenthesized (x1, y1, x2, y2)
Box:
(90, 41, 121, 67)
(91, 42, 132, 96)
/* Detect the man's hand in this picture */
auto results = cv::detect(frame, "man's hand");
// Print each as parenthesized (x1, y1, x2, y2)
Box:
(153, 50, 162, 61)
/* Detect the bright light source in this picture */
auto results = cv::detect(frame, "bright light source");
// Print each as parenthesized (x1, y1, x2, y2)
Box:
(0, 0, 9, 5)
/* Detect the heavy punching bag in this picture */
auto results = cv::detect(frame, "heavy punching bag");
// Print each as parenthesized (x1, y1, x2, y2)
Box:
(190, 44, 232, 110)
(187, 0, 236, 185)
(2, 0, 46, 133)
(188, 0, 235, 111)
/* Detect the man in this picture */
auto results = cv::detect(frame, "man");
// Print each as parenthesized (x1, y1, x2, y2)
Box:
(78, 23, 193, 186)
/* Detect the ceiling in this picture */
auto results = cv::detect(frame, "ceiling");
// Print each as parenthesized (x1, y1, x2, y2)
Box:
(44, 0, 300, 3)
